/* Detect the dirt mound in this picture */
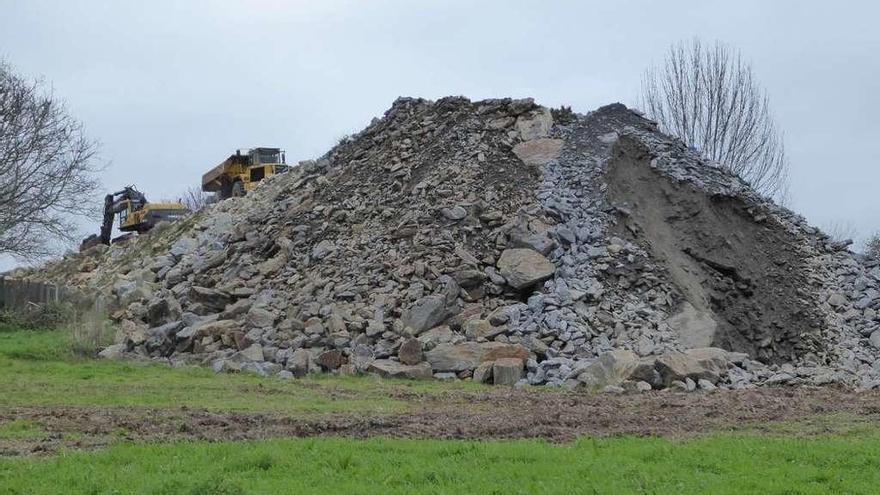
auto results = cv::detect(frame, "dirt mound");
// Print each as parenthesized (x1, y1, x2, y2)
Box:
(10, 97, 880, 390)
(606, 136, 825, 363)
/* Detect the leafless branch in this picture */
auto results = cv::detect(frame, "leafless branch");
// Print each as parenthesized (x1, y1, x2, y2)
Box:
(639, 39, 790, 201)
(179, 185, 211, 212)
(0, 60, 102, 259)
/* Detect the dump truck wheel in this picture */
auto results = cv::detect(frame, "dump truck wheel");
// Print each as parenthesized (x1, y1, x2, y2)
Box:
(231, 181, 245, 198)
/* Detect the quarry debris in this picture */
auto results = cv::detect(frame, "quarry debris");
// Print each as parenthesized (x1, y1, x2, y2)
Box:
(11, 96, 880, 391)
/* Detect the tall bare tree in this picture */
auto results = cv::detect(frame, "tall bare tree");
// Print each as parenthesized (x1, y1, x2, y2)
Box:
(639, 39, 789, 200)
(0, 61, 101, 259)
(180, 185, 212, 212)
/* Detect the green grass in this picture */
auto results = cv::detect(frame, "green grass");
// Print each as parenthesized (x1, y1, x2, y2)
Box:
(0, 327, 484, 415)
(0, 420, 43, 441)
(4, 326, 880, 493)
(2, 433, 880, 494)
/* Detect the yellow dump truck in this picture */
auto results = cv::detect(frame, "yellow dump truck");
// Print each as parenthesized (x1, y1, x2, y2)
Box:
(201, 147, 289, 199)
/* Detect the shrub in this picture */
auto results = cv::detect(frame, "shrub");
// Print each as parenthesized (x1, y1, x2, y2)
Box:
(0, 301, 76, 330)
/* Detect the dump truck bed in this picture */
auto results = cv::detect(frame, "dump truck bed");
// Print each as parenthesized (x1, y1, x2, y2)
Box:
(201, 158, 232, 192)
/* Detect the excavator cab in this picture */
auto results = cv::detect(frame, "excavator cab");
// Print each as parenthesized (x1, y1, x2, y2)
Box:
(201, 147, 289, 199)
(117, 198, 187, 233)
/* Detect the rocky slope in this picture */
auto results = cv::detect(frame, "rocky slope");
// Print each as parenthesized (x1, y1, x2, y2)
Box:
(10, 96, 880, 391)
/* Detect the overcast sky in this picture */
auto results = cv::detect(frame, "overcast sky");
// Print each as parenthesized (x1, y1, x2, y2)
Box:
(1, 0, 878, 271)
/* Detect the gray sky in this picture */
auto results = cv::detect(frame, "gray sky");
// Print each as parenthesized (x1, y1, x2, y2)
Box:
(2, 0, 878, 271)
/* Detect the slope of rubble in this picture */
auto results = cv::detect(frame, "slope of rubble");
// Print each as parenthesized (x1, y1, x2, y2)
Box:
(10, 96, 880, 391)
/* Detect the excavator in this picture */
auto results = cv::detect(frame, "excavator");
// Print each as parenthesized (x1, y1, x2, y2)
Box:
(201, 147, 288, 199)
(80, 186, 188, 250)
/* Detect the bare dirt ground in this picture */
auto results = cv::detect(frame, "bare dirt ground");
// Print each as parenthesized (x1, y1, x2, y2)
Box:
(4, 386, 880, 456)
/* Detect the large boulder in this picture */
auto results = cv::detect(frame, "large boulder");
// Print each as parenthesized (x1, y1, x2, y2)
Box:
(655, 349, 728, 386)
(398, 338, 424, 365)
(188, 286, 231, 313)
(576, 350, 653, 388)
(231, 343, 264, 363)
(497, 249, 555, 290)
(367, 360, 433, 380)
(287, 348, 313, 377)
(493, 358, 524, 386)
(190, 319, 239, 339)
(515, 107, 553, 140)
(425, 342, 529, 372)
(512, 138, 564, 168)
(402, 295, 452, 334)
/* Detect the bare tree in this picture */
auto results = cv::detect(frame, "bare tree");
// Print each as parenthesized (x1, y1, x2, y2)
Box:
(0, 60, 101, 259)
(180, 185, 212, 212)
(639, 39, 789, 200)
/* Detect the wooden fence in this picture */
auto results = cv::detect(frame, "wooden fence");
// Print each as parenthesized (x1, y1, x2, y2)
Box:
(0, 277, 78, 310)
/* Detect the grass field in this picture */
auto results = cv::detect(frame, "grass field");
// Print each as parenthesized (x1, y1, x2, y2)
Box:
(0, 326, 484, 415)
(3, 433, 880, 494)
(3, 326, 880, 494)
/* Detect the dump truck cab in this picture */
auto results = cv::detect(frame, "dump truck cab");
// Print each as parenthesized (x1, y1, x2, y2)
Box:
(201, 147, 289, 199)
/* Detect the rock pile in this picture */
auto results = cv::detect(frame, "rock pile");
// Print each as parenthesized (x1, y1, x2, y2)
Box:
(13, 96, 880, 391)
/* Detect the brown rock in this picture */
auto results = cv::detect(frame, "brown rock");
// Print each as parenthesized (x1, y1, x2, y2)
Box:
(425, 342, 529, 372)
(497, 249, 555, 290)
(512, 138, 564, 168)
(398, 338, 424, 365)
(316, 350, 347, 371)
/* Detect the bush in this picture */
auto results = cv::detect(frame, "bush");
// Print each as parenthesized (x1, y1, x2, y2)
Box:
(0, 301, 76, 330)
(0, 300, 114, 357)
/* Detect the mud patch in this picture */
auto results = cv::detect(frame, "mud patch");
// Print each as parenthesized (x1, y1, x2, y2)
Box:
(606, 136, 825, 363)
(3, 387, 880, 456)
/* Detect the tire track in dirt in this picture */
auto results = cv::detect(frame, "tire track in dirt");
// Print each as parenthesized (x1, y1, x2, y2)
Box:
(4, 387, 880, 456)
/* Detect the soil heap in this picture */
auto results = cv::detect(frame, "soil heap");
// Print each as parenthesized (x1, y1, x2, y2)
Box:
(10, 97, 880, 391)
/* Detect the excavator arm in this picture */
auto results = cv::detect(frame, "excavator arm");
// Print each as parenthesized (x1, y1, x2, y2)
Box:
(98, 186, 149, 245)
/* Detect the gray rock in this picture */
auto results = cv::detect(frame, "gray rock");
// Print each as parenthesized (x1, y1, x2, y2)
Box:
(367, 360, 432, 380)
(246, 307, 274, 328)
(697, 378, 717, 391)
(311, 240, 335, 260)
(402, 295, 451, 334)
(473, 361, 494, 383)
(440, 206, 467, 221)
(98, 344, 125, 360)
(827, 293, 848, 308)
(655, 350, 726, 386)
(493, 358, 524, 386)
(232, 344, 264, 363)
(288, 348, 312, 377)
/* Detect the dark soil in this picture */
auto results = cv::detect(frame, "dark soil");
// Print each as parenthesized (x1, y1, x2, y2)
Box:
(4, 387, 880, 456)
(606, 136, 825, 363)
